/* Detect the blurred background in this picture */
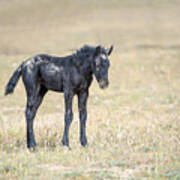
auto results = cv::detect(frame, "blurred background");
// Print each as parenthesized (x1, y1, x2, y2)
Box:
(0, 0, 180, 179)
(0, 0, 179, 55)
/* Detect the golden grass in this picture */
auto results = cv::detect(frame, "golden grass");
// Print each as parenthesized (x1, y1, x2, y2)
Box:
(0, 0, 180, 179)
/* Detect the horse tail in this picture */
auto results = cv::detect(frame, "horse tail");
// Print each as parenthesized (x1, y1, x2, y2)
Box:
(5, 62, 24, 96)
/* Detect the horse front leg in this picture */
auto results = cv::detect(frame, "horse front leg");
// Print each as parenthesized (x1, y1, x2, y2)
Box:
(78, 91, 88, 147)
(62, 92, 74, 147)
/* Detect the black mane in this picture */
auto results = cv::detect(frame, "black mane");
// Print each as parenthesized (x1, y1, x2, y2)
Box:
(73, 45, 106, 60)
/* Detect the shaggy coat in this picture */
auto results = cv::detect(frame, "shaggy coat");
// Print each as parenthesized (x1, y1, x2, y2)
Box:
(5, 45, 113, 150)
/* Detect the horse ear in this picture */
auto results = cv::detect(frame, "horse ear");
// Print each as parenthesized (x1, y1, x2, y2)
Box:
(94, 46, 101, 57)
(107, 45, 113, 56)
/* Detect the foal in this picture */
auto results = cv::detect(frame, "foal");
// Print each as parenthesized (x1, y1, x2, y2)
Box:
(5, 45, 113, 150)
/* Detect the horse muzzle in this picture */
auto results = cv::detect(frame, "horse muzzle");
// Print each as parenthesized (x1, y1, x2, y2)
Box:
(98, 80, 109, 89)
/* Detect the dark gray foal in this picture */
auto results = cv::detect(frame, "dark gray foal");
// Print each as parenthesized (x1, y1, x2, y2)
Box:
(5, 45, 113, 150)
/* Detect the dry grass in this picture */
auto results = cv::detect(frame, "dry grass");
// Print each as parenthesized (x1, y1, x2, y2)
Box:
(0, 0, 180, 179)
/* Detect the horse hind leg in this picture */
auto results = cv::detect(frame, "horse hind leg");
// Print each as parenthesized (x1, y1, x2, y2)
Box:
(25, 86, 47, 151)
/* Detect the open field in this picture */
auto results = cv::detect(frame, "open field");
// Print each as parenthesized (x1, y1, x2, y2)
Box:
(0, 0, 180, 179)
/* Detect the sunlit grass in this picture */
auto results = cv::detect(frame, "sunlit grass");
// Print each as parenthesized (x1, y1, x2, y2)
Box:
(1, 49, 179, 179)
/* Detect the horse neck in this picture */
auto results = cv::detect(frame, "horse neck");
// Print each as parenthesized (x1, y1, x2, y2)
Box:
(75, 56, 93, 78)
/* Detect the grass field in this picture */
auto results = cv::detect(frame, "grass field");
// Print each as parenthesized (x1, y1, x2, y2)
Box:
(0, 0, 180, 179)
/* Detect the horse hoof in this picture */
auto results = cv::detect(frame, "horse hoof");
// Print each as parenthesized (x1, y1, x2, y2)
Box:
(28, 146, 36, 152)
(63, 146, 71, 152)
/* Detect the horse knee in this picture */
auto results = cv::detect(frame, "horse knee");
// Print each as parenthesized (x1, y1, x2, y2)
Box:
(65, 110, 73, 123)
(25, 106, 32, 117)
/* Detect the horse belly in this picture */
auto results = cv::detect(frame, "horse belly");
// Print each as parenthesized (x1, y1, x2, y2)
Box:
(40, 64, 64, 91)
(44, 78, 63, 92)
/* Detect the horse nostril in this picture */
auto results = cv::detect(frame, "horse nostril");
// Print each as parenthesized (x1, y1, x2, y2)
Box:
(99, 80, 109, 89)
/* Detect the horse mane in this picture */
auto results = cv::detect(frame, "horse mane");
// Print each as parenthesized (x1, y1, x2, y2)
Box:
(73, 45, 106, 61)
